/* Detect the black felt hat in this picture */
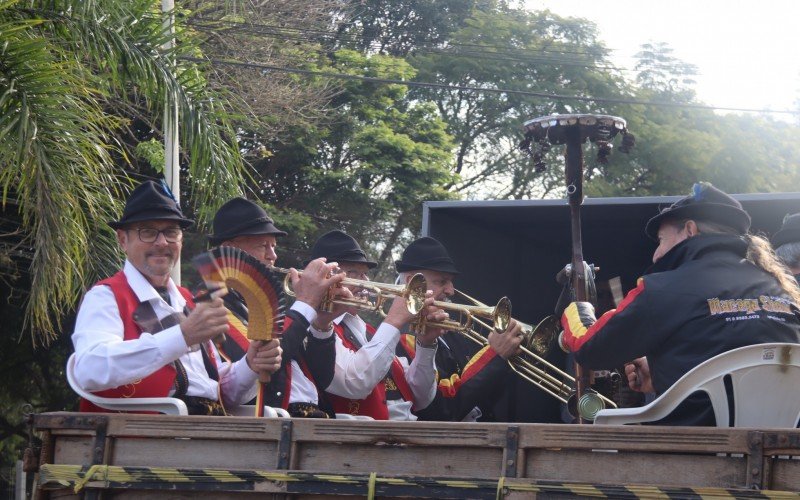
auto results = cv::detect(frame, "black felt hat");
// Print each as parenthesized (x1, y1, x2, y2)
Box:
(771, 213, 800, 247)
(644, 182, 751, 240)
(395, 236, 460, 275)
(108, 180, 193, 230)
(307, 230, 377, 268)
(208, 197, 287, 245)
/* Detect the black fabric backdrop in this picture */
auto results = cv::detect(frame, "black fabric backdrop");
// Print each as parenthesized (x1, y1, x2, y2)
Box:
(422, 192, 800, 422)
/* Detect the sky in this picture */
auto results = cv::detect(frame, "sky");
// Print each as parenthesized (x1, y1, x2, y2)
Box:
(525, 0, 800, 118)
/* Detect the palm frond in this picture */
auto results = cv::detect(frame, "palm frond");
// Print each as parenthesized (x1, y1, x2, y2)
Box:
(26, 0, 249, 220)
(0, 14, 121, 344)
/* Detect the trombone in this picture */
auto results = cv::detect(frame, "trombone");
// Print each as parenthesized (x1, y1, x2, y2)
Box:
(410, 296, 511, 335)
(272, 267, 428, 316)
(450, 289, 617, 421)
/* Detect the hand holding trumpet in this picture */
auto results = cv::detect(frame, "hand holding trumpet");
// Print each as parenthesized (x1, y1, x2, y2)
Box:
(488, 319, 523, 359)
(385, 291, 448, 347)
(290, 258, 346, 310)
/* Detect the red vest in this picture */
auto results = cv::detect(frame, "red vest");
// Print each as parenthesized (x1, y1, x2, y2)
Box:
(79, 271, 206, 413)
(326, 323, 414, 420)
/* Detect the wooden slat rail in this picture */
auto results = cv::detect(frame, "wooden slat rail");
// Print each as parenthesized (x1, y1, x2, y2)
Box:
(32, 412, 800, 498)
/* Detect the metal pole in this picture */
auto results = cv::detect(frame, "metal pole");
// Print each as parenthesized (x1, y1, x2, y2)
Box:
(564, 124, 589, 424)
(162, 0, 180, 284)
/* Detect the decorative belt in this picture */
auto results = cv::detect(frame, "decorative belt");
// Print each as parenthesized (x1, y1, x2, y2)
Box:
(287, 402, 329, 418)
(180, 396, 225, 416)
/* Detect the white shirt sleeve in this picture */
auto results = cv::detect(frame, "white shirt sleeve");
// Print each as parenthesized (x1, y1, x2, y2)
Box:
(71, 285, 189, 391)
(404, 341, 437, 411)
(290, 300, 317, 325)
(325, 321, 400, 399)
(217, 355, 259, 407)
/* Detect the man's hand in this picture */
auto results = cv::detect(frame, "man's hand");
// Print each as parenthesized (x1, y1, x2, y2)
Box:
(415, 295, 448, 347)
(625, 357, 654, 393)
(181, 291, 229, 347)
(488, 319, 523, 359)
(291, 258, 345, 309)
(312, 286, 355, 331)
(246, 339, 282, 383)
(384, 290, 438, 330)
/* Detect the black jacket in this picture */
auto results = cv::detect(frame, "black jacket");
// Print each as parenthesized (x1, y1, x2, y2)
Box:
(221, 291, 335, 409)
(571, 234, 800, 425)
(410, 331, 511, 421)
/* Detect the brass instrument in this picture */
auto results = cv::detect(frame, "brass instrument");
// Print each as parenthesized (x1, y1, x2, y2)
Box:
(274, 267, 428, 316)
(451, 289, 617, 421)
(411, 296, 511, 334)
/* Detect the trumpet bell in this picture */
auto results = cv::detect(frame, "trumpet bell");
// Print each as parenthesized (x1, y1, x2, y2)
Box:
(405, 273, 428, 315)
(523, 315, 559, 355)
(494, 297, 511, 332)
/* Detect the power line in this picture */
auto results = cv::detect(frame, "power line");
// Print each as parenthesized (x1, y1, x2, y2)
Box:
(179, 56, 800, 115)
(188, 17, 623, 58)
(188, 19, 637, 74)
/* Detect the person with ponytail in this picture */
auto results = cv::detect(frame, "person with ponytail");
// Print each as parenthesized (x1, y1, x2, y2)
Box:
(771, 213, 800, 281)
(560, 182, 800, 426)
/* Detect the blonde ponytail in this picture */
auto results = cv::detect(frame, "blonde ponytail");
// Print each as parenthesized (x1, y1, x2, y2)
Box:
(744, 234, 800, 305)
(669, 218, 800, 306)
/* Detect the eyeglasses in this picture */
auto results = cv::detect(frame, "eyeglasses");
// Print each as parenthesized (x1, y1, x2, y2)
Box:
(129, 227, 183, 243)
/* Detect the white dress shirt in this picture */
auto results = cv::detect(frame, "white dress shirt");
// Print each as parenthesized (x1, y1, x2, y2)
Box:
(71, 261, 258, 408)
(284, 301, 333, 405)
(313, 313, 437, 420)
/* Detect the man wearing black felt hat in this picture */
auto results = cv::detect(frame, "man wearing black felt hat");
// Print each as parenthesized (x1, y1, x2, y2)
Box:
(209, 197, 344, 418)
(72, 180, 282, 416)
(308, 230, 444, 420)
(772, 213, 800, 281)
(395, 236, 523, 422)
(560, 182, 800, 425)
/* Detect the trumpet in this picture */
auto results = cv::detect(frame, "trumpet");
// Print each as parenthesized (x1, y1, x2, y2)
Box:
(456, 290, 556, 355)
(411, 296, 511, 334)
(452, 290, 617, 421)
(272, 267, 428, 316)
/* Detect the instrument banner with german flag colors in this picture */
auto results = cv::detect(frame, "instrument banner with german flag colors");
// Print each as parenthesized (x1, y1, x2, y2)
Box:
(192, 246, 286, 341)
(561, 279, 646, 353)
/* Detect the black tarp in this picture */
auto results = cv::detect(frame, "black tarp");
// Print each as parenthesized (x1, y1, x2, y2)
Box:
(422, 192, 800, 422)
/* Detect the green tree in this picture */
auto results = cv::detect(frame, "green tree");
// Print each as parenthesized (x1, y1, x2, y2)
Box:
(585, 43, 800, 197)
(0, 0, 252, 485)
(334, 0, 478, 56)
(0, 0, 247, 346)
(257, 50, 457, 275)
(409, 6, 628, 200)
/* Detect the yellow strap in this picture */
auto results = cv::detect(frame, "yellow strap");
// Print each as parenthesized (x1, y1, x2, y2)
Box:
(73, 464, 107, 493)
(367, 472, 377, 500)
(495, 475, 506, 500)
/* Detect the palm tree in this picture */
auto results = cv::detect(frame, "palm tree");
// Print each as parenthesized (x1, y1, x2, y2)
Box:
(0, 0, 248, 345)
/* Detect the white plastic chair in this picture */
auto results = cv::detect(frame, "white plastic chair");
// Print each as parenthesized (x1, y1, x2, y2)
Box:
(594, 343, 800, 427)
(228, 405, 291, 418)
(66, 353, 188, 415)
(335, 413, 375, 420)
(67, 353, 289, 417)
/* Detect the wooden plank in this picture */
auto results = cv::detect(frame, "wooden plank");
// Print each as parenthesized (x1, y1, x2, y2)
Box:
(524, 448, 748, 488)
(295, 442, 504, 478)
(110, 437, 281, 469)
(770, 457, 800, 490)
(107, 414, 282, 440)
(33, 412, 800, 497)
(292, 419, 505, 447)
(519, 424, 752, 454)
(52, 436, 93, 465)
